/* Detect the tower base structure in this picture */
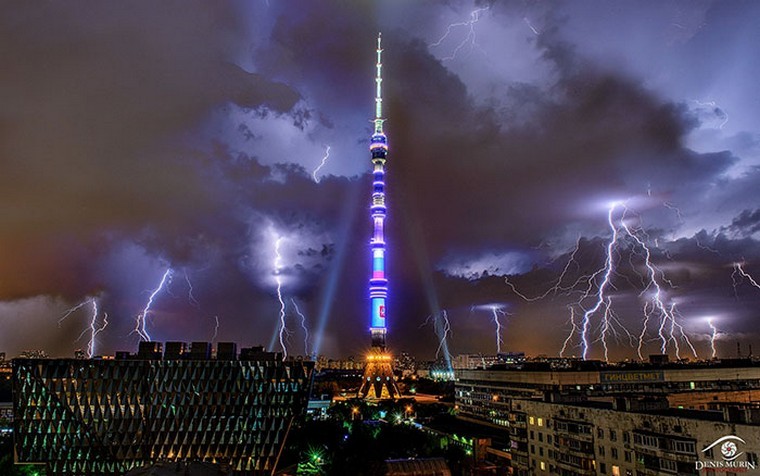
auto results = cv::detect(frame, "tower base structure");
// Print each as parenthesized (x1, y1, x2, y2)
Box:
(358, 347, 400, 400)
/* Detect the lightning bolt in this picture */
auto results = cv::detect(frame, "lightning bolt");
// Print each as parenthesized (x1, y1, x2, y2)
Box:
(184, 270, 200, 308)
(87, 299, 108, 359)
(273, 236, 289, 359)
(732, 262, 760, 292)
(523, 16, 540, 35)
(312, 145, 331, 183)
(618, 208, 697, 360)
(290, 298, 311, 358)
(691, 99, 729, 129)
(420, 310, 454, 364)
(510, 201, 698, 361)
(559, 307, 580, 357)
(577, 204, 620, 361)
(505, 236, 589, 302)
(490, 306, 507, 354)
(707, 318, 718, 359)
(695, 236, 720, 254)
(58, 299, 91, 327)
(662, 201, 685, 225)
(58, 297, 108, 358)
(430, 6, 490, 61)
(509, 216, 623, 360)
(134, 269, 173, 342)
(435, 310, 453, 362)
(211, 315, 219, 342)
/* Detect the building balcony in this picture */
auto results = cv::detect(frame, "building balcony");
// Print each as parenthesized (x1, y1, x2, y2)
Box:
(511, 454, 529, 468)
(634, 466, 661, 476)
(660, 451, 697, 464)
(559, 445, 597, 460)
(554, 459, 596, 476)
(554, 429, 594, 443)
(633, 445, 695, 464)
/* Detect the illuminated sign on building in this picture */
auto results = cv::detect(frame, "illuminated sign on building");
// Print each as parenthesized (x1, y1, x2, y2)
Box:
(600, 370, 665, 384)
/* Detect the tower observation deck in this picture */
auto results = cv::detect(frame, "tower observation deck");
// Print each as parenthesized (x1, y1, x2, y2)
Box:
(359, 33, 399, 400)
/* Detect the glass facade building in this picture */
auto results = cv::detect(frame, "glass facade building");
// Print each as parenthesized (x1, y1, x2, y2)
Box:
(12, 348, 313, 475)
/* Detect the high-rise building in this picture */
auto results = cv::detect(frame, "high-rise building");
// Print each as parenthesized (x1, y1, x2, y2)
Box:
(359, 33, 400, 400)
(12, 343, 314, 475)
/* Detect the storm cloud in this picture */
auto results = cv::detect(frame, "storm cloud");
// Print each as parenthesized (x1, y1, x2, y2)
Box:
(2, 1, 760, 361)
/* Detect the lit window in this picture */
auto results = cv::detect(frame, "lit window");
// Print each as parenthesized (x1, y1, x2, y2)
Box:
(540, 461, 546, 471)
(538, 417, 543, 426)
(529, 416, 535, 425)
(612, 465, 621, 476)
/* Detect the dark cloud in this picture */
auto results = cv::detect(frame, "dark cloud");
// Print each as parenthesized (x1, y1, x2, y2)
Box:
(382, 28, 729, 260)
(0, 2, 298, 296)
(725, 210, 760, 238)
(2, 1, 760, 360)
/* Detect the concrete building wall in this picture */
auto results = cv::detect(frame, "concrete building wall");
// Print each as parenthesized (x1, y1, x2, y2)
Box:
(455, 365, 760, 475)
(667, 389, 760, 409)
(513, 399, 760, 476)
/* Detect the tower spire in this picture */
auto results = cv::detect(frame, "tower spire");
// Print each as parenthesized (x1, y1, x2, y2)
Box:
(374, 32, 385, 134)
(360, 33, 399, 400)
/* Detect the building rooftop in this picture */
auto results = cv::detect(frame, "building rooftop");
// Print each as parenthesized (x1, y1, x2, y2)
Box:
(481, 357, 760, 372)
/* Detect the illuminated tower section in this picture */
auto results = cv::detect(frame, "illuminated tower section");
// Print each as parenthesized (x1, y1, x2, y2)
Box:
(360, 33, 399, 400)
(369, 34, 389, 350)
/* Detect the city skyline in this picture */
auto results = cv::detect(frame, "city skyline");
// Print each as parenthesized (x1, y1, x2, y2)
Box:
(2, 1, 760, 361)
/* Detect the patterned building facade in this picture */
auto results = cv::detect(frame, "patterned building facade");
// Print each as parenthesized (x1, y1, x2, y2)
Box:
(13, 351, 313, 475)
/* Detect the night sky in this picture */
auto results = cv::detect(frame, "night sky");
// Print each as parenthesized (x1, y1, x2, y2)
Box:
(2, 1, 760, 361)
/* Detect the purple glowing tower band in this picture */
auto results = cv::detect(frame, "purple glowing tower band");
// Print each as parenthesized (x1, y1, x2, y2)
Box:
(369, 33, 389, 350)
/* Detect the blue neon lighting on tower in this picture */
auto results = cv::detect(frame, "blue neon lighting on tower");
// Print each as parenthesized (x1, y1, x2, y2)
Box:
(369, 33, 389, 349)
